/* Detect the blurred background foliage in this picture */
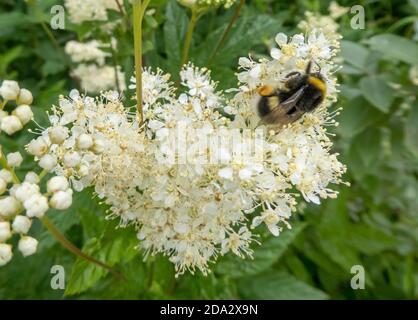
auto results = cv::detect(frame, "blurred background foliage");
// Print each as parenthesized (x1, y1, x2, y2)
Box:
(0, 0, 417, 299)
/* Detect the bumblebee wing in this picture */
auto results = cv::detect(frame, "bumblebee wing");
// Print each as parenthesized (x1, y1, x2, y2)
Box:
(279, 86, 305, 112)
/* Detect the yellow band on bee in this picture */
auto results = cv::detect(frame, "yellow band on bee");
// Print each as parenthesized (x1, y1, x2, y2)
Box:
(308, 76, 327, 96)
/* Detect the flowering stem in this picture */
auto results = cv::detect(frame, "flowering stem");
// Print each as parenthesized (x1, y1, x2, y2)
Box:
(132, 0, 151, 124)
(181, 8, 199, 68)
(41, 216, 126, 282)
(207, 0, 245, 66)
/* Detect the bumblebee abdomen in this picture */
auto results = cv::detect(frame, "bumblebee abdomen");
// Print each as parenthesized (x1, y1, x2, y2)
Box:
(258, 95, 279, 117)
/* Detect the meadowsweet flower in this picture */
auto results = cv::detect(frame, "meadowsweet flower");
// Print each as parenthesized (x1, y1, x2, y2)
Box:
(0, 80, 20, 100)
(16, 88, 33, 105)
(71, 64, 126, 93)
(0, 244, 12, 266)
(38, 154, 58, 171)
(178, 0, 237, 9)
(18, 236, 38, 257)
(24, 172, 40, 184)
(47, 176, 69, 193)
(24, 194, 49, 218)
(7, 152, 23, 167)
(13, 104, 34, 125)
(50, 189, 73, 210)
(64, 0, 119, 24)
(12, 216, 32, 235)
(65, 40, 110, 66)
(0, 222, 12, 242)
(0, 196, 20, 219)
(1, 115, 23, 135)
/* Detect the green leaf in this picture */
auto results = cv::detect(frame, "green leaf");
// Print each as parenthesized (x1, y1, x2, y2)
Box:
(359, 75, 394, 112)
(163, 0, 188, 73)
(65, 226, 138, 296)
(65, 238, 107, 296)
(341, 40, 370, 70)
(404, 102, 418, 157)
(216, 223, 306, 277)
(366, 34, 418, 65)
(238, 271, 329, 300)
(337, 96, 381, 138)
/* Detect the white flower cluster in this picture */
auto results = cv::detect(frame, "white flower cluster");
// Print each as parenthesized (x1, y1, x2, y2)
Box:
(65, 40, 126, 93)
(297, 1, 348, 47)
(0, 80, 75, 267)
(0, 166, 73, 266)
(234, 29, 347, 202)
(0, 80, 33, 135)
(65, 0, 119, 24)
(178, 0, 237, 9)
(65, 40, 111, 66)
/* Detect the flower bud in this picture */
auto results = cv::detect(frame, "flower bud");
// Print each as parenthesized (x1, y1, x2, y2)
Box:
(0, 243, 13, 266)
(47, 176, 69, 193)
(63, 151, 81, 168)
(50, 189, 73, 210)
(24, 194, 49, 218)
(0, 80, 20, 100)
(0, 178, 7, 195)
(0, 221, 12, 242)
(0, 110, 8, 121)
(0, 196, 20, 218)
(39, 154, 57, 171)
(49, 126, 69, 145)
(13, 104, 33, 125)
(15, 182, 40, 202)
(12, 215, 32, 234)
(24, 171, 40, 184)
(178, 0, 198, 8)
(78, 165, 89, 177)
(16, 88, 33, 105)
(26, 136, 49, 157)
(0, 169, 13, 184)
(1, 115, 23, 135)
(18, 236, 38, 257)
(77, 133, 93, 149)
(7, 152, 23, 168)
(92, 138, 105, 154)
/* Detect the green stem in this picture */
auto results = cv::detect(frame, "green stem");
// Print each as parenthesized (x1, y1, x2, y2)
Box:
(181, 8, 199, 68)
(0, 100, 8, 110)
(41, 216, 125, 281)
(207, 0, 245, 66)
(40, 22, 60, 52)
(132, 0, 151, 125)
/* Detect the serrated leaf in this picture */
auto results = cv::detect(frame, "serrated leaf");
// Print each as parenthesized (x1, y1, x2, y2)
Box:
(163, 0, 188, 73)
(238, 271, 329, 300)
(359, 75, 394, 112)
(341, 40, 369, 70)
(366, 34, 418, 65)
(337, 96, 380, 138)
(404, 102, 418, 157)
(216, 223, 306, 277)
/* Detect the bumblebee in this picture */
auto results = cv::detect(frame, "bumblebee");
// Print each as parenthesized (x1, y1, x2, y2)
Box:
(257, 61, 326, 128)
